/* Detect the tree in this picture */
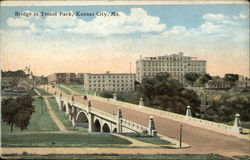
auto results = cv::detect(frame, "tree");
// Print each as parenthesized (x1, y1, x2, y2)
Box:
(139, 73, 201, 114)
(1, 98, 19, 132)
(184, 72, 200, 86)
(196, 73, 212, 86)
(224, 73, 239, 87)
(210, 90, 250, 122)
(1, 95, 35, 132)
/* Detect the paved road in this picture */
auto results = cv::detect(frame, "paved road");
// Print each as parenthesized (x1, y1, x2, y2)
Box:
(47, 85, 250, 156)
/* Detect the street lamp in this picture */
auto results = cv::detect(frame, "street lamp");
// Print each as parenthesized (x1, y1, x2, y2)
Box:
(179, 125, 183, 148)
(40, 96, 43, 113)
(204, 90, 208, 120)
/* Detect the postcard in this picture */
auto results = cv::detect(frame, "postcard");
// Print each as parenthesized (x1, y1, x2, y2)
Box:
(1, 0, 249, 159)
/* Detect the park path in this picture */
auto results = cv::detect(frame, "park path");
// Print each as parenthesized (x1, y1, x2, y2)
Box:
(34, 89, 68, 132)
(43, 96, 68, 132)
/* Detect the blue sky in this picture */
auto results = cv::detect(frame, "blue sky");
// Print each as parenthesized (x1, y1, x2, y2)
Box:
(0, 4, 249, 76)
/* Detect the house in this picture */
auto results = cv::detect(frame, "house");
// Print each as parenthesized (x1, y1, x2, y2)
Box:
(17, 79, 32, 90)
(205, 79, 231, 89)
(1, 79, 12, 90)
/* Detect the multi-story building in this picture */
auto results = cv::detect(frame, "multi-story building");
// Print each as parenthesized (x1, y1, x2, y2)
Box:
(47, 73, 76, 84)
(83, 71, 135, 92)
(136, 52, 207, 83)
(76, 73, 85, 82)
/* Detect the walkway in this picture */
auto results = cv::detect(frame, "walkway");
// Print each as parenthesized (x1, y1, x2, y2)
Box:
(34, 89, 68, 132)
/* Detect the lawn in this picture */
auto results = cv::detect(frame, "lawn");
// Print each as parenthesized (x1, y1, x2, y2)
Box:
(47, 97, 76, 131)
(57, 85, 72, 95)
(65, 84, 85, 94)
(2, 132, 132, 148)
(122, 133, 174, 145)
(36, 88, 52, 96)
(1, 154, 231, 160)
(64, 84, 95, 95)
(1, 97, 58, 133)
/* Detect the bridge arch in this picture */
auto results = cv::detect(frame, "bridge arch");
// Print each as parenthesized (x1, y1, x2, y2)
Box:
(93, 119, 101, 132)
(75, 111, 89, 127)
(62, 104, 66, 112)
(112, 128, 117, 133)
(102, 123, 111, 133)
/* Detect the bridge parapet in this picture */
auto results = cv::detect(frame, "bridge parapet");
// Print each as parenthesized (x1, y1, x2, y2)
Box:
(91, 107, 117, 122)
(121, 118, 148, 134)
(90, 94, 245, 137)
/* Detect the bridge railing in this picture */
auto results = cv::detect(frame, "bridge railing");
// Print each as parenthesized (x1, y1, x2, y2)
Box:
(121, 118, 148, 133)
(90, 107, 117, 122)
(90, 95, 243, 136)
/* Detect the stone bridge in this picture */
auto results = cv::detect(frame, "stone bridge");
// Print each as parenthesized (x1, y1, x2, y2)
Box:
(55, 93, 157, 136)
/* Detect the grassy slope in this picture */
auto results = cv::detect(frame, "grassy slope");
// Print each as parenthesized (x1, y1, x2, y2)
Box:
(57, 86, 72, 95)
(47, 97, 76, 131)
(1, 97, 58, 133)
(2, 132, 132, 148)
(122, 133, 174, 145)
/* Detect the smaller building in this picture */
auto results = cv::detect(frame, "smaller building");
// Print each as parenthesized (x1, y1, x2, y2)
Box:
(205, 79, 231, 89)
(236, 76, 250, 88)
(47, 73, 76, 84)
(1, 79, 12, 90)
(83, 71, 135, 92)
(76, 73, 85, 82)
(17, 79, 32, 90)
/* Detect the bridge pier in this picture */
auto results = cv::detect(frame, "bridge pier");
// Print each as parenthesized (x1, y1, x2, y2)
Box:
(233, 113, 242, 134)
(185, 106, 192, 118)
(139, 98, 144, 107)
(148, 116, 157, 137)
(87, 100, 94, 132)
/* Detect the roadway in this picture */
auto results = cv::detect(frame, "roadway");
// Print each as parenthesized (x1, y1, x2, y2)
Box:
(45, 85, 250, 156)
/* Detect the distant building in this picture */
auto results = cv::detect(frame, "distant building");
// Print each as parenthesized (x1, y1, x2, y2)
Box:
(236, 76, 250, 88)
(136, 52, 207, 83)
(83, 71, 135, 92)
(205, 79, 231, 89)
(1, 79, 12, 90)
(76, 73, 85, 82)
(17, 79, 32, 90)
(47, 73, 76, 84)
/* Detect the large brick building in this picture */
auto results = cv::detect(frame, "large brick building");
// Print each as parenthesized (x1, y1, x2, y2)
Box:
(136, 52, 207, 83)
(47, 73, 76, 84)
(83, 71, 135, 92)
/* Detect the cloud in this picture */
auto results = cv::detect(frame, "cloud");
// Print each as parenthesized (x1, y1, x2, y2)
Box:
(239, 11, 248, 19)
(65, 8, 166, 36)
(7, 17, 31, 27)
(44, 11, 79, 28)
(202, 13, 227, 21)
(6, 8, 166, 36)
(200, 21, 224, 33)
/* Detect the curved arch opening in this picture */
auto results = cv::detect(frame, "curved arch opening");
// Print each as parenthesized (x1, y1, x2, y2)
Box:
(94, 119, 101, 132)
(102, 123, 110, 133)
(112, 128, 117, 133)
(75, 111, 89, 128)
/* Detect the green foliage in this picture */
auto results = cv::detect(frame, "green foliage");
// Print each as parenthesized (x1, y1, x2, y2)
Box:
(139, 73, 201, 114)
(1, 69, 27, 77)
(47, 97, 75, 131)
(122, 133, 174, 145)
(1, 97, 58, 132)
(224, 74, 239, 83)
(196, 73, 212, 87)
(1, 95, 35, 132)
(2, 132, 132, 148)
(184, 72, 201, 86)
(210, 90, 250, 122)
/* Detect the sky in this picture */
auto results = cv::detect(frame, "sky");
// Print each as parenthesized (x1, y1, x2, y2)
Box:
(0, 3, 249, 77)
